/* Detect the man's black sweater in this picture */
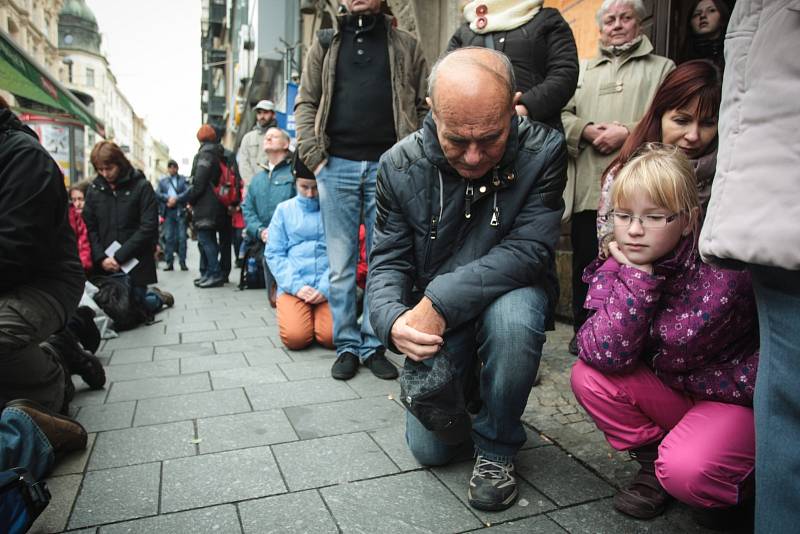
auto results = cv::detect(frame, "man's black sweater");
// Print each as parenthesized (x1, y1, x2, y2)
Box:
(326, 14, 397, 162)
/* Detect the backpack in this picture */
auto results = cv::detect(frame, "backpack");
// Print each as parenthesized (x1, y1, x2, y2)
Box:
(238, 240, 266, 290)
(213, 156, 241, 207)
(0, 468, 50, 534)
(91, 274, 151, 331)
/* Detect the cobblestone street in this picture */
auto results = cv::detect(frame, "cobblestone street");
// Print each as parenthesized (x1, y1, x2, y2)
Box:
(30, 250, 723, 533)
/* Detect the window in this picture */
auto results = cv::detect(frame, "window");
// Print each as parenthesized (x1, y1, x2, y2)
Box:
(86, 68, 95, 87)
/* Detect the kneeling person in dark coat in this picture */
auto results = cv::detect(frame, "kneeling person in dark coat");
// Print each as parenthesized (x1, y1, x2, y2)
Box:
(368, 48, 567, 512)
(83, 141, 171, 315)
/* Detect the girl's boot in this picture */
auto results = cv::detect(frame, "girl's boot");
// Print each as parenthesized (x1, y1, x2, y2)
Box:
(613, 442, 671, 519)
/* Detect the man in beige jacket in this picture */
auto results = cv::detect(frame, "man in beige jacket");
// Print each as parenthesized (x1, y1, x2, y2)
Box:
(561, 0, 673, 353)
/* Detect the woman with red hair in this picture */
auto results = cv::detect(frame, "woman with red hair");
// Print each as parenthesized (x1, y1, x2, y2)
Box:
(595, 59, 722, 253)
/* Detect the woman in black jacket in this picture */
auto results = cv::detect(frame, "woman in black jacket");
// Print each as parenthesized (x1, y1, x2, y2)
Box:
(83, 141, 170, 314)
(448, 1, 578, 131)
(188, 124, 227, 288)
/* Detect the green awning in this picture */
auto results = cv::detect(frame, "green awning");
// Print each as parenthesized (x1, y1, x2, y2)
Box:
(0, 30, 105, 136)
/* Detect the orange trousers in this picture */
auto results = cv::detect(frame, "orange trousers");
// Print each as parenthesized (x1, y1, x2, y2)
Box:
(276, 293, 334, 350)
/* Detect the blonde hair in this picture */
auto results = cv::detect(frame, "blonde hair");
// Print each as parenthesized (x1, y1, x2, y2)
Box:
(611, 143, 700, 234)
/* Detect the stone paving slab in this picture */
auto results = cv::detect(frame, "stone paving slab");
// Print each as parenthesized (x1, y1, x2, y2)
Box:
(209, 365, 287, 389)
(367, 424, 422, 471)
(30, 474, 82, 533)
(98, 504, 242, 534)
(515, 446, 615, 507)
(278, 359, 336, 381)
(196, 409, 298, 454)
(480, 516, 567, 533)
(107, 347, 153, 366)
(68, 463, 161, 529)
(179, 352, 248, 373)
(164, 320, 217, 334)
(88, 421, 196, 470)
(214, 338, 275, 354)
(238, 490, 338, 534)
(76, 402, 136, 433)
(243, 348, 293, 366)
(245, 378, 359, 411)
(273, 432, 399, 491)
(106, 373, 210, 403)
(181, 328, 236, 343)
(51, 434, 95, 477)
(344, 369, 401, 398)
(69, 385, 109, 407)
(103, 331, 179, 350)
(320, 471, 482, 533)
(133, 388, 252, 426)
(153, 342, 215, 360)
(284, 397, 404, 439)
(160, 446, 286, 512)
(104, 359, 180, 382)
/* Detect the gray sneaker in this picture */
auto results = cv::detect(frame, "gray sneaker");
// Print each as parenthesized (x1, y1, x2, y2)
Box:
(468, 455, 518, 511)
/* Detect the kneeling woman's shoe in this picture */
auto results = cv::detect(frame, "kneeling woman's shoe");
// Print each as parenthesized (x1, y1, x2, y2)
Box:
(613, 442, 671, 519)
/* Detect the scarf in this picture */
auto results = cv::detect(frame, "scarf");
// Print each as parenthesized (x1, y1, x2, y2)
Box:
(600, 34, 643, 57)
(463, 0, 543, 34)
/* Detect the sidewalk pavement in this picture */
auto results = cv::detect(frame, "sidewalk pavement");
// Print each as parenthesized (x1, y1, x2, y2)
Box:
(30, 251, 722, 533)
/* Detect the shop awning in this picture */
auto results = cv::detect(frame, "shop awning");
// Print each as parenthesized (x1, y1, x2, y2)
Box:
(0, 30, 105, 136)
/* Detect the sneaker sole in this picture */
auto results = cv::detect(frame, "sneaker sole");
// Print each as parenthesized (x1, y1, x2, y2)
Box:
(467, 487, 519, 512)
(331, 369, 357, 380)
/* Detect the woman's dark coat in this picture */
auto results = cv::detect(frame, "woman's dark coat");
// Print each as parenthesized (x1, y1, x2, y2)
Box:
(83, 167, 159, 287)
(189, 142, 226, 230)
(448, 8, 578, 130)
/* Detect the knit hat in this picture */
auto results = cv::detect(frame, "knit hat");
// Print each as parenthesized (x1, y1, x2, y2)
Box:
(291, 151, 315, 181)
(463, 0, 542, 34)
(196, 124, 217, 143)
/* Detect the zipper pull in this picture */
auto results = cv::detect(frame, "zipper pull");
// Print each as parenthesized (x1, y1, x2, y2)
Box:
(492, 168, 500, 187)
(430, 216, 438, 240)
(490, 206, 499, 227)
(465, 183, 473, 219)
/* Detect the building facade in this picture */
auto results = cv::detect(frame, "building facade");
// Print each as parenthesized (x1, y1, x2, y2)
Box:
(0, 0, 63, 76)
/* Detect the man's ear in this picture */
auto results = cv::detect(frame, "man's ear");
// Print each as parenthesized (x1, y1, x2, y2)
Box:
(425, 96, 433, 110)
(513, 91, 522, 107)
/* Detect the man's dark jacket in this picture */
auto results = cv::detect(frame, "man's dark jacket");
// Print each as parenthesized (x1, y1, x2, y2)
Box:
(368, 114, 567, 349)
(189, 142, 226, 230)
(155, 173, 190, 217)
(448, 8, 578, 131)
(0, 109, 84, 314)
(83, 167, 159, 287)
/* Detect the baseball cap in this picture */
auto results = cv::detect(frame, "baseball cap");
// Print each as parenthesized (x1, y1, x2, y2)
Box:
(254, 99, 275, 111)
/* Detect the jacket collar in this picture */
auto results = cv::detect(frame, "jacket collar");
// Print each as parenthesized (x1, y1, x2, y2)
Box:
(93, 167, 142, 192)
(0, 108, 38, 141)
(336, 13, 394, 35)
(422, 111, 520, 180)
(588, 34, 655, 70)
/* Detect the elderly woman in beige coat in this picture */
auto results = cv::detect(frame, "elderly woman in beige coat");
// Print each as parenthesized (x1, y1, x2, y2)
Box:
(561, 0, 674, 353)
(699, 1, 800, 531)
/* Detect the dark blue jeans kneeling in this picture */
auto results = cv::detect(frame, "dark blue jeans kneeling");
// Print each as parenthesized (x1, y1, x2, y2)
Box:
(405, 285, 548, 465)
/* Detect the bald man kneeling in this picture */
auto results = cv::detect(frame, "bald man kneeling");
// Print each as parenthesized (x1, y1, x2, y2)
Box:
(367, 48, 567, 511)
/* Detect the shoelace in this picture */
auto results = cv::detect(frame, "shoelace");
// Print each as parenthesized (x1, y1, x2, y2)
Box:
(473, 457, 512, 480)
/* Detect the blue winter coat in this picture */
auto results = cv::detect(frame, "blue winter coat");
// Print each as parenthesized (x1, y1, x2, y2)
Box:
(241, 157, 295, 241)
(265, 195, 330, 298)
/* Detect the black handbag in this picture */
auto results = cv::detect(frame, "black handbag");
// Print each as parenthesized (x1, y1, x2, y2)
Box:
(399, 355, 471, 445)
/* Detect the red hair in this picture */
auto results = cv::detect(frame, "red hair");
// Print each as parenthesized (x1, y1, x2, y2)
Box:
(90, 141, 131, 172)
(603, 60, 722, 183)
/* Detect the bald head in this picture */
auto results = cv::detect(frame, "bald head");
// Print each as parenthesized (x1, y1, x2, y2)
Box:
(428, 47, 516, 113)
(427, 48, 518, 180)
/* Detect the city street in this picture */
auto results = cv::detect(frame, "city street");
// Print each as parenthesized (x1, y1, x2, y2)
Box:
(31, 249, 719, 533)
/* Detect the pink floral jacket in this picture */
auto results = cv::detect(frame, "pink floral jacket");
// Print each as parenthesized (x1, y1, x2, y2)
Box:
(577, 237, 759, 406)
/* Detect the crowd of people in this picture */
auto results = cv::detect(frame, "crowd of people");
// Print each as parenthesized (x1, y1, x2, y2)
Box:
(1, 0, 798, 531)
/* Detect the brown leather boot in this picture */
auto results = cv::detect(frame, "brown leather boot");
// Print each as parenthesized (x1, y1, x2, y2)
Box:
(613, 442, 671, 519)
(5, 399, 87, 456)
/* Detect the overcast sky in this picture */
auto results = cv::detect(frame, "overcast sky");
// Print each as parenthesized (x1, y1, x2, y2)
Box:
(87, 0, 201, 169)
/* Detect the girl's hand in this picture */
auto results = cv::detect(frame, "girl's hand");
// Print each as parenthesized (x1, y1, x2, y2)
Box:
(608, 241, 653, 274)
(101, 256, 121, 273)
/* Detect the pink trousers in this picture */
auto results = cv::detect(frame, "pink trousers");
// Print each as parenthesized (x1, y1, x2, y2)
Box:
(570, 360, 755, 508)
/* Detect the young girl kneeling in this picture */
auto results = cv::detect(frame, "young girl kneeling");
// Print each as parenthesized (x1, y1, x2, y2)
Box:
(570, 144, 758, 526)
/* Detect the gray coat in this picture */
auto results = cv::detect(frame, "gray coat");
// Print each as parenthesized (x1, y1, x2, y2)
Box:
(368, 114, 567, 350)
(700, 0, 800, 270)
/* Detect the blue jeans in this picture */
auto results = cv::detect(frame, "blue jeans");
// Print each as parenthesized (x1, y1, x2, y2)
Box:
(406, 286, 548, 464)
(131, 286, 163, 315)
(750, 265, 800, 532)
(0, 407, 54, 481)
(197, 229, 221, 279)
(316, 156, 381, 360)
(162, 210, 187, 266)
